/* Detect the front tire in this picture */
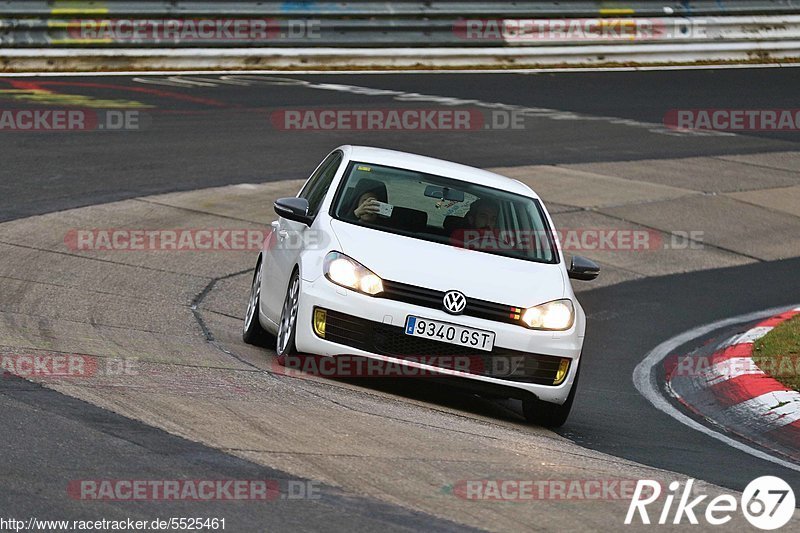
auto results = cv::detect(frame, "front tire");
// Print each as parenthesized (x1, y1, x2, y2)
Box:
(243, 259, 275, 347)
(522, 365, 580, 428)
(276, 269, 301, 365)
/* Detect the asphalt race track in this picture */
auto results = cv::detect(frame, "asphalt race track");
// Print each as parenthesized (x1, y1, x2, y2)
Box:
(1, 69, 800, 529)
(4, 68, 800, 222)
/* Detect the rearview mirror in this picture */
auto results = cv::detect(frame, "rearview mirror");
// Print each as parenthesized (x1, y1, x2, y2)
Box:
(274, 197, 313, 226)
(424, 185, 465, 202)
(567, 256, 600, 281)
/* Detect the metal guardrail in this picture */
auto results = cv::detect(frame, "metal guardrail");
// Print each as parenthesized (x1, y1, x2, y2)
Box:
(3, 16, 800, 48)
(2, 1, 800, 48)
(2, 1, 800, 70)
(2, 1, 800, 17)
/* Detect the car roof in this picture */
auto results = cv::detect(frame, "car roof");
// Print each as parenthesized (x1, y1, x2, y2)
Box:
(342, 145, 539, 199)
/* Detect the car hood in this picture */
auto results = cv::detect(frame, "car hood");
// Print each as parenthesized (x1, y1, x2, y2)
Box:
(329, 219, 565, 308)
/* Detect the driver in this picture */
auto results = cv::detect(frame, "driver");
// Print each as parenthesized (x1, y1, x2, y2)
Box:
(347, 179, 389, 224)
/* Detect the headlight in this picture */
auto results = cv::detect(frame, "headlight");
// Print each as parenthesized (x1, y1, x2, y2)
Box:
(323, 251, 384, 295)
(521, 299, 574, 330)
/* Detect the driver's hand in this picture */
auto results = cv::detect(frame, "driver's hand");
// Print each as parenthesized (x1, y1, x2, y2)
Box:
(355, 198, 381, 218)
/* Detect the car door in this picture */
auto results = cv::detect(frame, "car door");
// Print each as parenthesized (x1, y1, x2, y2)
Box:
(261, 150, 343, 322)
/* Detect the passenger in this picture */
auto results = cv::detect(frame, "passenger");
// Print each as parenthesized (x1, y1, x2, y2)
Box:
(465, 198, 500, 231)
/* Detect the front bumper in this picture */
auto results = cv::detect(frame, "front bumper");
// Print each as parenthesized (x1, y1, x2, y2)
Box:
(294, 275, 583, 404)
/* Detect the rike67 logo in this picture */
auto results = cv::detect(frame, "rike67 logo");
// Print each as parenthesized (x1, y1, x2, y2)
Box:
(625, 477, 795, 530)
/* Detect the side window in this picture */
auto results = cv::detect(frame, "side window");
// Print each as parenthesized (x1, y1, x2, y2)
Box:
(299, 151, 343, 217)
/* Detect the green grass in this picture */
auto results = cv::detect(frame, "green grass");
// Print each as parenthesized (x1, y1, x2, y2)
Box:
(753, 315, 800, 392)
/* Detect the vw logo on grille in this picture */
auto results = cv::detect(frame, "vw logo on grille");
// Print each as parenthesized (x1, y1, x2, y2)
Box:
(443, 290, 467, 315)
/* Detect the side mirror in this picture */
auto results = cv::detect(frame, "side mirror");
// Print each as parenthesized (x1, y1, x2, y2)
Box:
(274, 197, 313, 226)
(568, 255, 600, 281)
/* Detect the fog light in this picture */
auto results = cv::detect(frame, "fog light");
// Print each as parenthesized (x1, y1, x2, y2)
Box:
(554, 359, 570, 385)
(313, 308, 327, 338)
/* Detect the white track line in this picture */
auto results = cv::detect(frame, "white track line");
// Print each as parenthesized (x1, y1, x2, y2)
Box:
(633, 304, 800, 473)
(2, 63, 800, 77)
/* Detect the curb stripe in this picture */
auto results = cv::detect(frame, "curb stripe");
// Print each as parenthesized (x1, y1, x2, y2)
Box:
(718, 326, 772, 349)
(721, 390, 800, 433)
(634, 304, 800, 472)
(699, 357, 765, 387)
(666, 308, 800, 462)
(756, 309, 800, 328)
(710, 342, 757, 365)
(709, 373, 793, 408)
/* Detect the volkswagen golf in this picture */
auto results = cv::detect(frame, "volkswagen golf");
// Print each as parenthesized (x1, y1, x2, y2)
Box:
(243, 145, 599, 427)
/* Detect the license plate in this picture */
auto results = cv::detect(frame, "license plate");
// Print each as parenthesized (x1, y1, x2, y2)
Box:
(404, 316, 495, 352)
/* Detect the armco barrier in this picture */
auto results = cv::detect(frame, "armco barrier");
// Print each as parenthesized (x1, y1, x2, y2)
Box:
(1, 1, 800, 70)
(3, 15, 800, 48)
(2, 1, 800, 17)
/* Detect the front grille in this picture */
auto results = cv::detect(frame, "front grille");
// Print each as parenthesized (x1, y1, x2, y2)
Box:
(379, 279, 523, 326)
(322, 308, 567, 385)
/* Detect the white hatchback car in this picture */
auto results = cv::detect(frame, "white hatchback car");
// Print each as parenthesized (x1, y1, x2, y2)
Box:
(243, 146, 598, 427)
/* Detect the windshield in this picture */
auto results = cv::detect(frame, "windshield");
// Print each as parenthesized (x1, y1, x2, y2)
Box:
(330, 161, 558, 264)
